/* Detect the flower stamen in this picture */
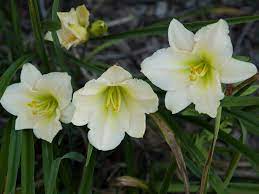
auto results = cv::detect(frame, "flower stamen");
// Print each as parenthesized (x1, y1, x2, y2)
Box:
(106, 86, 122, 112)
(27, 94, 58, 118)
(189, 62, 209, 81)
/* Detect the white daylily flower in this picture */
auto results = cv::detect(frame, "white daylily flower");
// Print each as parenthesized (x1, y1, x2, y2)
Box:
(72, 65, 159, 151)
(45, 4, 90, 49)
(0, 63, 74, 142)
(141, 19, 257, 118)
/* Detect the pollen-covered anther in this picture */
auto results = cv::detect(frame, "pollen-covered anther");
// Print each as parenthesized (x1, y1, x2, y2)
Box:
(189, 63, 209, 81)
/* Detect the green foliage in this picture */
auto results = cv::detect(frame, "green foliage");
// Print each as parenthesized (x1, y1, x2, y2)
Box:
(0, 1, 259, 194)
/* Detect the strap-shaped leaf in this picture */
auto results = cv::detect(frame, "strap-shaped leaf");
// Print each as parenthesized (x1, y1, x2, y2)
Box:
(46, 152, 84, 194)
(0, 54, 34, 98)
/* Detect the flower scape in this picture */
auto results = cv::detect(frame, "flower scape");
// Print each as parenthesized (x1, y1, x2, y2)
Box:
(0, 1, 259, 194)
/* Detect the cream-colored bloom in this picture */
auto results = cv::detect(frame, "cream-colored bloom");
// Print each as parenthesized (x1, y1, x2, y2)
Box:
(141, 19, 257, 118)
(72, 65, 158, 151)
(45, 5, 89, 49)
(0, 63, 74, 142)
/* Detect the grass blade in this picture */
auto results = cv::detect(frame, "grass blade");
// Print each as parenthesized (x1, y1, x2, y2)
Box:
(94, 15, 259, 41)
(155, 182, 259, 194)
(46, 152, 84, 194)
(50, 0, 68, 72)
(78, 143, 96, 194)
(124, 137, 136, 194)
(159, 161, 177, 194)
(161, 111, 228, 194)
(42, 141, 54, 193)
(0, 54, 34, 97)
(177, 115, 259, 169)
(64, 51, 105, 74)
(221, 96, 259, 107)
(21, 130, 35, 194)
(4, 119, 21, 194)
(151, 113, 190, 194)
(28, 0, 48, 72)
(0, 120, 12, 193)
(10, 0, 23, 56)
(199, 106, 222, 194)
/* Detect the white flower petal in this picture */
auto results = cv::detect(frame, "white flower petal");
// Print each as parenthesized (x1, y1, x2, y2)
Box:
(189, 71, 224, 118)
(35, 72, 72, 109)
(141, 47, 191, 91)
(126, 111, 146, 138)
(60, 103, 75, 124)
(15, 113, 37, 130)
(99, 65, 132, 85)
(165, 89, 191, 114)
(71, 88, 105, 126)
(121, 79, 158, 113)
(220, 58, 257, 84)
(57, 8, 78, 27)
(193, 19, 233, 66)
(168, 19, 194, 51)
(0, 83, 32, 116)
(76, 5, 90, 27)
(87, 105, 128, 151)
(44, 31, 53, 42)
(79, 79, 107, 96)
(33, 110, 62, 143)
(20, 63, 42, 88)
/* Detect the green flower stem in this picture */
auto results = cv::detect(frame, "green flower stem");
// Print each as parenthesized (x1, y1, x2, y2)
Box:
(223, 120, 247, 187)
(78, 143, 96, 194)
(42, 141, 54, 192)
(21, 130, 35, 194)
(4, 123, 21, 194)
(199, 106, 222, 194)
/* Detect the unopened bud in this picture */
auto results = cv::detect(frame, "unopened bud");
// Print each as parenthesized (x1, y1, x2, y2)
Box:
(89, 20, 108, 37)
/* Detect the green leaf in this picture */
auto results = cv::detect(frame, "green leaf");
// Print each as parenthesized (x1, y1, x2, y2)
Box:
(78, 144, 96, 194)
(178, 115, 259, 168)
(21, 130, 35, 194)
(225, 109, 259, 136)
(150, 113, 190, 194)
(0, 120, 12, 193)
(0, 54, 34, 98)
(64, 51, 105, 74)
(159, 161, 177, 194)
(4, 119, 21, 194)
(28, 0, 48, 72)
(50, 0, 67, 72)
(159, 111, 228, 194)
(155, 182, 259, 194)
(10, 0, 23, 56)
(94, 15, 259, 41)
(240, 85, 259, 96)
(42, 142, 54, 193)
(233, 55, 250, 62)
(42, 20, 60, 31)
(221, 96, 259, 107)
(46, 152, 84, 194)
(199, 106, 222, 194)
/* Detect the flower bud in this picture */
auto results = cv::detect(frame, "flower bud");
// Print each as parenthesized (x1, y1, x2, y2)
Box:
(89, 20, 108, 37)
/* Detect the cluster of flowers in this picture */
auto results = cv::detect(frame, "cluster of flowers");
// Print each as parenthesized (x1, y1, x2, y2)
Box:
(0, 5, 257, 151)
